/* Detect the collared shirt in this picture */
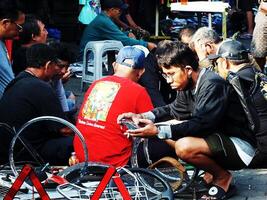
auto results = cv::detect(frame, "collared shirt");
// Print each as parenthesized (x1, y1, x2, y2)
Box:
(0, 41, 14, 98)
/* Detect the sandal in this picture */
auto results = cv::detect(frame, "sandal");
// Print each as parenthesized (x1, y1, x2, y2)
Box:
(199, 184, 237, 200)
(239, 33, 253, 39)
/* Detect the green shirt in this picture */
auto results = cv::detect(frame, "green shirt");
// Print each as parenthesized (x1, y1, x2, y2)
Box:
(79, 12, 148, 59)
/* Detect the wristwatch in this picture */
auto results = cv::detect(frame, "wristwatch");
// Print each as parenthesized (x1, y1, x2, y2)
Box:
(156, 125, 172, 139)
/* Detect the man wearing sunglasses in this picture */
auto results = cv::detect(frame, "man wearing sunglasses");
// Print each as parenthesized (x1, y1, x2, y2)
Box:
(208, 39, 267, 168)
(0, 0, 25, 99)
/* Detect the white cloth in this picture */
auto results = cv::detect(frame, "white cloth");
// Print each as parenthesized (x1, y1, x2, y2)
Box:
(230, 137, 256, 166)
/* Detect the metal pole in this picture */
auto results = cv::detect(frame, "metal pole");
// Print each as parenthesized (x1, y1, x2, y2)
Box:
(208, 0, 212, 28)
(155, 4, 159, 36)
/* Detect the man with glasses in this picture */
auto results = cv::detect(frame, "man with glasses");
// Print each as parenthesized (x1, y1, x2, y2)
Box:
(0, 0, 25, 98)
(118, 40, 253, 199)
(12, 15, 76, 113)
(189, 27, 222, 71)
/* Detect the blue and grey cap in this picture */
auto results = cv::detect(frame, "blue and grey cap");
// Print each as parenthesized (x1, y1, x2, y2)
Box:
(116, 46, 146, 69)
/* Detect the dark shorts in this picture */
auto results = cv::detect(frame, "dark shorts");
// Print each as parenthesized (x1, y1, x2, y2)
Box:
(205, 133, 246, 170)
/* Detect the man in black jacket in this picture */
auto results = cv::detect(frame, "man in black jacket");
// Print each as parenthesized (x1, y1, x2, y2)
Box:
(118, 40, 256, 200)
(208, 39, 267, 168)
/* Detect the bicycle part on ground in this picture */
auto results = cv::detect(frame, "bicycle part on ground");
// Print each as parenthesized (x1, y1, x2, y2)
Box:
(57, 165, 174, 200)
(9, 116, 88, 177)
(0, 123, 45, 172)
(131, 137, 200, 194)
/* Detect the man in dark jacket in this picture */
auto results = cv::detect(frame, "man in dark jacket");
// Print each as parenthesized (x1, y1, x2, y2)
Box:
(208, 39, 267, 168)
(138, 49, 176, 107)
(118, 40, 256, 200)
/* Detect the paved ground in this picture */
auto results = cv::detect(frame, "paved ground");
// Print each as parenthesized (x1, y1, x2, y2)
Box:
(230, 169, 267, 200)
(65, 77, 267, 200)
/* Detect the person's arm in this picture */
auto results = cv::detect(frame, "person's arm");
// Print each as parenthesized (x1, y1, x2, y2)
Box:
(51, 79, 69, 112)
(152, 90, 193, 122)
(113, 16, 130, 30)
(125, 14, 140, 29)
(117, 86, 153, 125)
(99, 14, 149, 47)
(39, 83, 73, 135)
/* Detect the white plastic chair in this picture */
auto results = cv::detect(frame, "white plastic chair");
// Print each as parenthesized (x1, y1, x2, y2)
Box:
(81, 40, 123, 91)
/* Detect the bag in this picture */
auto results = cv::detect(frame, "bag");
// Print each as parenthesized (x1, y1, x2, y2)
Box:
(78, 0, 98, 25)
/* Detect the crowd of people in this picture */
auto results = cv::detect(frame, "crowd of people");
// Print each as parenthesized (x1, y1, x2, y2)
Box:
(0, 0, 267, 199)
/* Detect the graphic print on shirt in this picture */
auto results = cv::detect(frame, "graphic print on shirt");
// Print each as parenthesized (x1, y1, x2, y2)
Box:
(82, 81, 120, 121)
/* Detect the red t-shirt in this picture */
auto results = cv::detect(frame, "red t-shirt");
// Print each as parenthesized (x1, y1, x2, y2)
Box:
(74, 76, 153, 167)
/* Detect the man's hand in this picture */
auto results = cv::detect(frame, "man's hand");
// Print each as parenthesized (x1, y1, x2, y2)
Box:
(128, 32, 136, 39)
(124, 118, 158, 137)
(61, 68, 72, 83)
(117, 112, 142, 124)
(60, 127, 74, 136)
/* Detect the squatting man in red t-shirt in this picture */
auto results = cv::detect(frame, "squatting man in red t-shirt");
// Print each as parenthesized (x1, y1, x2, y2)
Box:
(73, 46, 153, 167)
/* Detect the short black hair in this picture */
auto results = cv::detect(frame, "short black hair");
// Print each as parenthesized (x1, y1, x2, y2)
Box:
(19, 15, 41, 45)
(26, 43, 57, 68)
(48, 42, 76, 63)
(0, 0, 20, 21)
(155, 40, 199, 71)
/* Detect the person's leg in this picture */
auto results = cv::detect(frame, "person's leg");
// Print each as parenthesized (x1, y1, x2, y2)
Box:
(246, 10, 254, 34)
(41, 136, 74, 165)
(239, 0, 254, 38)
(174, 137, 232, 192)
